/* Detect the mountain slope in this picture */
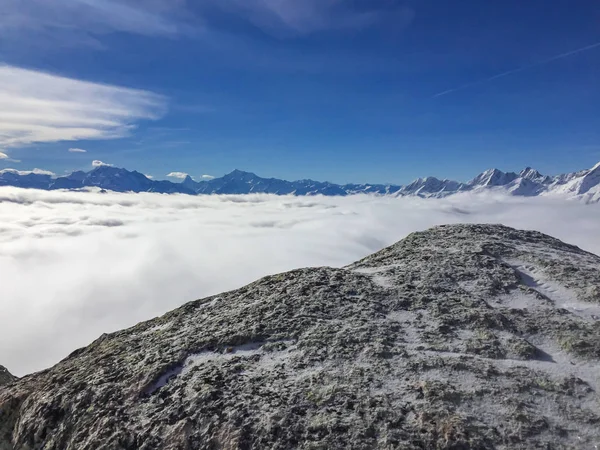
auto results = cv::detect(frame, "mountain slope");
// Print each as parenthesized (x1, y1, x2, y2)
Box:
(1, 163, 600, 201)
(1, 224, 599, 449)
(548, 162, 600, 203)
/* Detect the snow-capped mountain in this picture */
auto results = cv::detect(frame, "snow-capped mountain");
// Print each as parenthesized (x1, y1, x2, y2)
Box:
(1, 162, 599, 202)
(395, 162, 600, 202)
(187, 169, 399, 196)
(468, 168, 519, 187)
(548, 162, 600, 202)
(398, 177, 467, 196)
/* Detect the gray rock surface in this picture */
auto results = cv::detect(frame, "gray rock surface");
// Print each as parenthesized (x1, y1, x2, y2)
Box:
(1, 224, 599, 449)
(0, 368, 15, 387)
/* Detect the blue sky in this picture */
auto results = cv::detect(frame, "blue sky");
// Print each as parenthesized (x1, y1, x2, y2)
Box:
(0, 0, 599, 184)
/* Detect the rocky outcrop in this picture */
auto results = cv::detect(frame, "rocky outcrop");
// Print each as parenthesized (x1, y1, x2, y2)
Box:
(0, 368, 14, 387)
(1, 224, 599, 449)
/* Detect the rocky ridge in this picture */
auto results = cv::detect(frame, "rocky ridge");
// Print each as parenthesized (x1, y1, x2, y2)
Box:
(1, 162, 600, 202)
(1, 224, 599, 449)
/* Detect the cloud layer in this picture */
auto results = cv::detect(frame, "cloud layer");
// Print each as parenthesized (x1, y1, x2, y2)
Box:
(1, 188, 599, 376)
(0, 65, 167, 148)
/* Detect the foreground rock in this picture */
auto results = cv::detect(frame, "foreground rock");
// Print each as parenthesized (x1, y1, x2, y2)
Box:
(0, 368, 14, 387)
(1, 224, 599, 449)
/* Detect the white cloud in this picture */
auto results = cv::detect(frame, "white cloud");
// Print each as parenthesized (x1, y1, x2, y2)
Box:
(216, 0, 414, 36)
(201, 174, 215, 180)
(0, 0, 193, 39)
(1, 0, 411, 42)
(0, 168, 55, 176)
(68, 148, 87, 153)
(0, 189, 599, 376)
(0, 65, 168, 148)
(167, 172, 190, 179)
(0, 151, 21, 162)
(145, 174, 154, 179)
(92, 160, 113, 167)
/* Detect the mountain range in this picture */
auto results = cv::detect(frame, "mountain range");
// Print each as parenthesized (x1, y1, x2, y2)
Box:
(1, 224, 599, 449)
(1, 162, 600, 202)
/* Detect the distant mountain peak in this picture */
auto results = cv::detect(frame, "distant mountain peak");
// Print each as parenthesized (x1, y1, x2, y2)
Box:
(90, 165, 117, 172)
(520, 167, 544, 180)
(1, 162, 599, 202)
(469, 168, 518, 187)
(226, 169, 257, 177)
(181, 174, 195, 184)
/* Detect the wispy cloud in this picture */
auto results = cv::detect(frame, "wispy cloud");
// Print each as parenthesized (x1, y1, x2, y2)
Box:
(0, 151, 20, 163)
(1, 0, 410, 45)
(92, 160, 113, 167)
(434, 41, 600, 98)
(0, 65, 167, 148)
(201, 174, 215, 180)
(215, 0, 414, 36)
(167, 171, 190, 179)
(0, 0, 194, 41)
(68, 148, 88, 153)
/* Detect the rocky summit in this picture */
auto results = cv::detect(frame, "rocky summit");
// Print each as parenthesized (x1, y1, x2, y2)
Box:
(0, 369, 14, 388)
(1, 224, 600, 450)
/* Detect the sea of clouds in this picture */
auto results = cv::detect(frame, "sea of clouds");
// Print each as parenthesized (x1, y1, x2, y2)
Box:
(1, 187, 599, 376)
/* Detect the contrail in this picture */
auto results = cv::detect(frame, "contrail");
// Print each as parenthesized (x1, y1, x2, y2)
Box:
(433, 40, 600, 98)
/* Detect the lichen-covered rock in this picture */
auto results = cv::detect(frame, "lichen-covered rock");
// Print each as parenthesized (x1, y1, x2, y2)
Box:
(1, 224, 599, 449)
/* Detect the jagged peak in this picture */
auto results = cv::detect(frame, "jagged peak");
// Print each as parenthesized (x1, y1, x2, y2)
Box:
(229, 169, 254, 175)
(223, 169, 260, 180)
(89, 165, 123, 174)
(468, 168, 499, 183)
(484, 167, 503, 175)
(468, 167, 519, 187)
(519, 167, 545, 181)
(405, 177, 425, 185)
